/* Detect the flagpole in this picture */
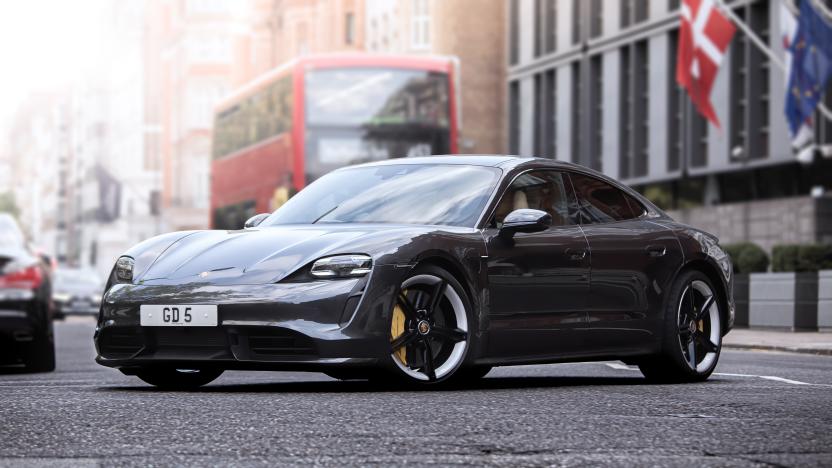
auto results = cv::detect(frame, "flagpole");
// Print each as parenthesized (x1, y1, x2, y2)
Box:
(712, 0, 832, 123)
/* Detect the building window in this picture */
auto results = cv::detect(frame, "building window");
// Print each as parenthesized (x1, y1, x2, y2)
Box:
(187, 33, 231, 63)
(620, 46, 631, 178)
(534, 74, 542, 154)
(634, 40, 649, 177)
(411, 0, 431, 49)
(589, 55, 603, 171)
(509, 0, 519, 65)
(730, 1, 770, 162)
(535, 0, 558, 57)
(748, 0, 770, 160)
(590, 0, 603, 38)
(546, 0, 557, 53)
(546, 70, 557, 158)
(669, 0, 681, 10)
(533, 70, 557, 158)
(345, 12, 355, 45)
(572, 0, 583, 45)
(509, 81, 520, 154)
(621, 0, 649, 29)
(620, 40, 649, 179)
(729, 8, 748, 161)
(185, 0, 229, 16)
(572, 62, 582, 164)
(186, 82, 228, 129)
(689, 108, 708, 168)
(668, 30, 683, 172)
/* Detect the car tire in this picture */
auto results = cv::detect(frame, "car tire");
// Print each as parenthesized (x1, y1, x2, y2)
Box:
(639, 270, 723, 383)
(135, 368, 224, 390)
(386, 264, 474, 386)
(24, 323, 55, 373)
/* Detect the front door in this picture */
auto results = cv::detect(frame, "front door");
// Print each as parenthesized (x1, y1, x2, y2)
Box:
(484, 170, 591, 359)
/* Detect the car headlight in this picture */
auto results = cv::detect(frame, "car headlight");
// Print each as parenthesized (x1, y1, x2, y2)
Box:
(310, 254, 372, 278)
(114, 256, 134, 283)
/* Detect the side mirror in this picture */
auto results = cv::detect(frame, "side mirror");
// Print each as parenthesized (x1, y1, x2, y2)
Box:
(499, 209, 552, 237)
(244, 213, 270, 229)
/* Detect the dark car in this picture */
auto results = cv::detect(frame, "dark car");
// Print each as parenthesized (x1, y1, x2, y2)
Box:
(53, 268, 103, 318)
(95, 156, 733, 388)
(0, 214, 55, 372)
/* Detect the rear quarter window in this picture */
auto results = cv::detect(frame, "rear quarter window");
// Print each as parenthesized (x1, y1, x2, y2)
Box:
(567, 172, 645, 224)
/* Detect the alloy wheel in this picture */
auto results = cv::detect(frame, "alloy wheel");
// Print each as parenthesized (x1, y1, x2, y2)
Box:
(677, 280, 721, 373)
(390, 274, 468, 382)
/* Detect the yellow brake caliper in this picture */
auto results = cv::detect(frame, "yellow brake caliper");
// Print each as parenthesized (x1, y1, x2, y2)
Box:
(391, 290, 407, 365)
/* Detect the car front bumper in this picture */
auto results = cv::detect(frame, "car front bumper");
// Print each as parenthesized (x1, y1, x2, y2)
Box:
(94, 267, 400, 371)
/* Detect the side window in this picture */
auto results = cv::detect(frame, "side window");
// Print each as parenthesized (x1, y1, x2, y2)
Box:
(492, 171, 575, 228)
(567, 172, 644, 224)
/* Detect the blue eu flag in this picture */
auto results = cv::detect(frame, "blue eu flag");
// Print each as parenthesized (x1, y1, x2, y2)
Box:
(785, 0, 832, 137)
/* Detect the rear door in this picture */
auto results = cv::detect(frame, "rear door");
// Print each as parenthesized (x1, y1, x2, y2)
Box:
(484, 170, 591, 358)
(567, 172, 683, 352)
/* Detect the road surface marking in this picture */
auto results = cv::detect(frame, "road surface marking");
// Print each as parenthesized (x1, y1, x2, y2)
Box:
(603, 363, 832, 388)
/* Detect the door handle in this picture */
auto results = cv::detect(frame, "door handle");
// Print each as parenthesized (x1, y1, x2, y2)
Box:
(645, 245, 667, 257)
(565, 248, 587, 261)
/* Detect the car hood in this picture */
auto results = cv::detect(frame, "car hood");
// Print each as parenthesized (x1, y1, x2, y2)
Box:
(132, 224, 467, 285)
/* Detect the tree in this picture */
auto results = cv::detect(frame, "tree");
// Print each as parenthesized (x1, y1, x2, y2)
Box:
(0, 191, 20, 219)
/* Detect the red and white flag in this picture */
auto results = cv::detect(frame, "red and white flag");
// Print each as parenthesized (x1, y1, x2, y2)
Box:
(677, 0, 736, 128)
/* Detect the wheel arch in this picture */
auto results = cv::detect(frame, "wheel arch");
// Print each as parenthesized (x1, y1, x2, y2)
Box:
(411, 254, 475, 306)
(674, 259, 731, 336)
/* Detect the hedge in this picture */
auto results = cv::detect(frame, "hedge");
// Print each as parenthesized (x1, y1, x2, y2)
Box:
(771, 244, 832, 272)
(723, 242, 769, 274)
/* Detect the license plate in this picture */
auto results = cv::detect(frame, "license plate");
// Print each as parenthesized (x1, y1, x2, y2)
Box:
(140, 305, 217, 326)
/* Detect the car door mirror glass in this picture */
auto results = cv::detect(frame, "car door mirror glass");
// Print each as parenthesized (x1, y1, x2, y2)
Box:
(500, 209, 552, 236)
(243, 213, 270, 229)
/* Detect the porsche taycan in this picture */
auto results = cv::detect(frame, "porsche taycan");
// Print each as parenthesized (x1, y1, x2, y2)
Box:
(94, 156, 734, 388)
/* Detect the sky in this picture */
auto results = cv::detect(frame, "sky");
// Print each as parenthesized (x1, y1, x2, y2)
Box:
(0, 0, 107, 128)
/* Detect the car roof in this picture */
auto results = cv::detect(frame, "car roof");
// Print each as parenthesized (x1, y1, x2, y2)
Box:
(343, 155, 584, 170)
(342, 155, 667, 220)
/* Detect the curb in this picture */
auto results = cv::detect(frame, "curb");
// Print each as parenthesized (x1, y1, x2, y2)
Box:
(723, 343, 832, 356)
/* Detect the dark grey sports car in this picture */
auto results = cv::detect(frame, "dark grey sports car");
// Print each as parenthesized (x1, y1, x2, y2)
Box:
(95, 156, 734, 388)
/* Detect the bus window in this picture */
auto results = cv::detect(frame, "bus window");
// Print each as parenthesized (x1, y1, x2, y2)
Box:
(213, 75, 293, 159)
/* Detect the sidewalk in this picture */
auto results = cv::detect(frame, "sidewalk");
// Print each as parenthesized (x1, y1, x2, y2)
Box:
(724, 329, 832, 356)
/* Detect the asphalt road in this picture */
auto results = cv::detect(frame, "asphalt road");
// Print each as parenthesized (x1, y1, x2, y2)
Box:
(1, 319, 831, 467)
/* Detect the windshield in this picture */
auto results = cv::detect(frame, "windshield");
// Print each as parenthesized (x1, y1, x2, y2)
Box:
(263, 164, 500, 227)
(305, 68, 449, 128)
(304, 68, 451, 182)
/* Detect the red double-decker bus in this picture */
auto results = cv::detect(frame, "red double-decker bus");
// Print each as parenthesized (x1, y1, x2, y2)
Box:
(210, 54, 460, 229)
